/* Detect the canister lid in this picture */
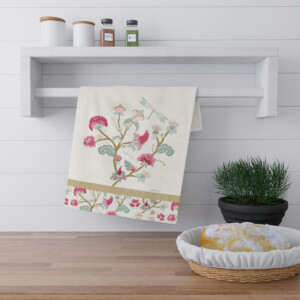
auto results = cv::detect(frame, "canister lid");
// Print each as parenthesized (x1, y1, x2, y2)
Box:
(127, 20, 138, 26)
(101, 18, 113, 24)
(73, 21, 95, 26)
(40, 16, 66, 23)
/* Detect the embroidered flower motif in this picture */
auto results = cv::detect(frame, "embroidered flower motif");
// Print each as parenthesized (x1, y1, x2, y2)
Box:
(74, 188, 86, 196)
(103, 196, 113, 209)
(89, 116, 108, 130)
(115, 155, 122, 162)
(161, 202, 168, 209)
(106, 211, 117, 216)
(166, 121, 179, 134)
(167, 214, 176, 222)
(82, 98, 179, 190)
(135, 213, 143, 219)
(111, 167, 127, 182)
(157, 213, 165, 221)
(141, 200, 151, 211)
(171, 202, 179, 211)
(64, 198, 69, 205)
(130, 199, 140, 208)
(83, 136, 96, 147)
(152, 125, 162, 139)
(137, 153, 156, 167)
(133, 130, 149, 150)
(70, 199, 78, 207)
(114, 104, 126, 114)
(130, 166, 137, 172)
(150, 209, 156, 215)
(132, 109, 144, 122)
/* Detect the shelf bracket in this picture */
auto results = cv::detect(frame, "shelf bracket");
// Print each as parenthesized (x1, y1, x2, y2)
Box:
(20, 57, 43, 117)
(255, 57, 278, 118)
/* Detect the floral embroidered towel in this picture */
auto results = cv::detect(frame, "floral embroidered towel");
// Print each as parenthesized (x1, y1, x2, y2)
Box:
(65, 86, 201, 224)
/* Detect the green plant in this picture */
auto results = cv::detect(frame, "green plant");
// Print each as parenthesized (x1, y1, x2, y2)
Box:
(213, 157, 291, 205)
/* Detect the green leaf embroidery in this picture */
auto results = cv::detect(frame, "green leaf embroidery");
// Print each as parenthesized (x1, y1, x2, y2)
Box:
(118, 205, 129, 213)
(156, 144, 174, 156)
(124, 160, 133, 171)
(112, 135, 121, 141)
(80, 205, 91, 212)
(123, 118, 132, 124)
(98, 145, 116, 157)
(136, 173, 146, 183)
(133, 122, 139, 132)
(127, 144, 136, 152)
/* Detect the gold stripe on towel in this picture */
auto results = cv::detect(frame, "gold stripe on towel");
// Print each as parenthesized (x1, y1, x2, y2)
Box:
(68, 179, 180, 203)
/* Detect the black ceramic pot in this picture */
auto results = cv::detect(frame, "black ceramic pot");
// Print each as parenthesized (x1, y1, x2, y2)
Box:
(218, 197, 288, 226)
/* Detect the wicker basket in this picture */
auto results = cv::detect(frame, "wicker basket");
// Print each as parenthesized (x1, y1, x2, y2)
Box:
(189, 261, 300, 282)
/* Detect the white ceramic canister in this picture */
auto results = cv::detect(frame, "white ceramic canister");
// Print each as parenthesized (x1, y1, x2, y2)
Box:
(73, 21, 95, 47)
(40, 16, 66, 46)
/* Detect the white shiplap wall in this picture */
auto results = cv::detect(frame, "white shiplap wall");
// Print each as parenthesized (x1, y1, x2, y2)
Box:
(1, 0, 300, 231)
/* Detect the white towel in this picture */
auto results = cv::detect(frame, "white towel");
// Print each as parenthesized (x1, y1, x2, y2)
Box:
(65, 86, 201, 224)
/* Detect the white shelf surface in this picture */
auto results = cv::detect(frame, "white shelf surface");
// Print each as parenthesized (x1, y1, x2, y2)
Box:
(20, 47, 278, 117)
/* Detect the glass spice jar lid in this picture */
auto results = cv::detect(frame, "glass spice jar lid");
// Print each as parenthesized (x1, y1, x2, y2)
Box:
(101, 18, 113, 24)
(127, 20, 138, 26)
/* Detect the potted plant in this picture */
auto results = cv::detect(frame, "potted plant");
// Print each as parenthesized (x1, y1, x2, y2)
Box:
(214, 157, 291, 225)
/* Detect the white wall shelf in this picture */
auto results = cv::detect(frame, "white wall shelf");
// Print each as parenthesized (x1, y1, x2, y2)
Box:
(20, 47, 278, 117)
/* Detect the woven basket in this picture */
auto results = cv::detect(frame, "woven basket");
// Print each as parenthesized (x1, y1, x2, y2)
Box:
(189, 261, 300, 282)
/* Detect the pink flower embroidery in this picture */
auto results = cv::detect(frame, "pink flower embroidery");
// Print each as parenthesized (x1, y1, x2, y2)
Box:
(167, 121, 179, 134)
(135, 213, 143, 219)
(138, 153, 156, 167)
(152, 125, 162, 131)
(157, 213, 165, 221)
(133, 130, 149, 150)
(130, 166, 137, 172)
(115, 155, 122, 162)
(74, 188, 86, 196)
(150, 210, 155, 215)
(89, 116, 108, 130)
(132, 109, 144, 122)
(152, 125, 162, 139)
(103, 196, 113, 209)
(64, 198, 69, 205)
(130, 199, 140, 208)
(171, 202, 179, 211)
(70, 199, 78, 207)
(106, 211, 117, 216)
(114, 104, 126, 114)
(83, 136, 96, 147)
(167, 214, 176, 222)
(169, 121, 179, 127)
(113, 167, 126, 181)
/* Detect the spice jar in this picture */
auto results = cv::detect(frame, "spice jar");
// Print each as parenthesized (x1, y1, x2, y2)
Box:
(73, 21, 95, 47)
(40, 16, 66, 46)
(126, 20, 139, 47)
(100, 18, 115, 47)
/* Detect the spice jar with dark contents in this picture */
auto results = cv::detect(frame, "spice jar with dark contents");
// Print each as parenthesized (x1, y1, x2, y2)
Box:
(100, 18, 115, 47)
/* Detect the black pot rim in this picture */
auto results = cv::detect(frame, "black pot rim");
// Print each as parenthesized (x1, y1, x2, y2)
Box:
(218, 197, 288, 214)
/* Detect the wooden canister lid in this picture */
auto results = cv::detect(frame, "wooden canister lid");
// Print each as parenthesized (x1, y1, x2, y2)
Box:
(73, 21, 95, 26)
(40, 16, 66, 23)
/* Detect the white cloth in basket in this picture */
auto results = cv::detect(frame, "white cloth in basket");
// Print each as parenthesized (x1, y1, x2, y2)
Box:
(177, 225, 300, 269)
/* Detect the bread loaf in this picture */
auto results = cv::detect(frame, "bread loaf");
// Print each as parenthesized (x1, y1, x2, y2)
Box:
(200, 223, 291, 252)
